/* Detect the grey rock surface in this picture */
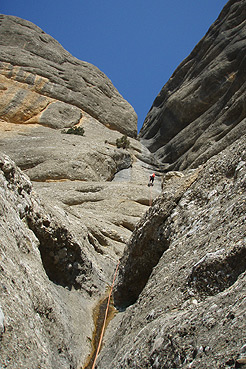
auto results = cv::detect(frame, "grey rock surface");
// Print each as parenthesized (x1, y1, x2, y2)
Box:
(0, 114, 162, 259)
(139, 0, 246, 170)
(1, 2, 246, 368)
(0, 151, 159, 368)
(39, 101, 82, 129)
(0, 118, 162, 368)
(0, 306, 4, 335)
(98, 136, 246, 369)
(0, 15, 161, 367)
(0, 14, 137, 137)
(0, 154, 94, 368)
(0, 117, 161, 369)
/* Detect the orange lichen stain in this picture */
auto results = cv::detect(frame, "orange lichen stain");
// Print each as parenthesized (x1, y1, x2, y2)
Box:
(82, 292, 117, 369)
(0, 74, 53, 124)
(0, 62, 49, 91)
(44, 178, 71, 183)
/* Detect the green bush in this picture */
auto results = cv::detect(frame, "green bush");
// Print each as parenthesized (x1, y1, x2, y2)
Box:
(116, 135, 130, 149)
(62, 126, 85, 136)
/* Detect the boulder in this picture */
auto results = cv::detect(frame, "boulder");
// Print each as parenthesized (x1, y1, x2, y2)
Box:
(39, 101, 82, 129)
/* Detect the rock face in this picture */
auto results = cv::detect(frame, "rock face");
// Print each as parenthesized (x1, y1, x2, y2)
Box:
(0, 154, 94, 368)
(0, 2, 246, 368)
(139, 0, 246, 170)
(0, 148, 161, 368)
(0, 13, 161, 284)
(0, 13, 161, 369)
(98, 136, 246, 369)
(0, 148, 160, 368)
(96, 1, 246, 368)
(0, 14, 137, 137)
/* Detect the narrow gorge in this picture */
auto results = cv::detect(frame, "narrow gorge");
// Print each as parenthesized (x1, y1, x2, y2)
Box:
(0, 0, 246, 368)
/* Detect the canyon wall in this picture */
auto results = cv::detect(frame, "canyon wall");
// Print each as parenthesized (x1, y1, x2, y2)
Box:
(98, 0, 246, 367)
(139, 0, 246, 171)
(0, 13, 160, 369)
(0, 1, 246, 368)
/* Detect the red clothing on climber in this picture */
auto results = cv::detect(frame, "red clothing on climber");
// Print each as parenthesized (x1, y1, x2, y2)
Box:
(149, 173, 155, 185)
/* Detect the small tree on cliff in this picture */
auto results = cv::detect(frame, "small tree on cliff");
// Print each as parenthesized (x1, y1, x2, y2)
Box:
(116, 135, 130, 149)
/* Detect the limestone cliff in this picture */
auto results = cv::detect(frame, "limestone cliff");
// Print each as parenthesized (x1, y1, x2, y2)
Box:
(0, 13, 161, 369)
(0, 14, 137, 137)
(0, 1, 246, 368)
(139, 0, 246, 171)
(97, 0, 246, 368)
(0, 154, 94, 368)
(99, 136, 246, 368)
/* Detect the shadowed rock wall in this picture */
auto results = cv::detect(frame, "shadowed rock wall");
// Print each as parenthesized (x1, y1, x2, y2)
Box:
(139, 0, 246, 170)
(0, 154, 96, 368)
(97, 1, 246, 368)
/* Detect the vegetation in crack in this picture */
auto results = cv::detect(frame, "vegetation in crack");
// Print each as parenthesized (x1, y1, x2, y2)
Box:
(62, 126, 85, 136)
(116, 135, 130, 149)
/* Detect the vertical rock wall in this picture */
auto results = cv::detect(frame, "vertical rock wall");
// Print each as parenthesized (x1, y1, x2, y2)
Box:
(139, 0, 246, 170)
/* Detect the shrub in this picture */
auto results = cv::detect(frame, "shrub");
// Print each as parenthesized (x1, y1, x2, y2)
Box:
(116, 135, 130, 149)
(62, 126, 85, 136)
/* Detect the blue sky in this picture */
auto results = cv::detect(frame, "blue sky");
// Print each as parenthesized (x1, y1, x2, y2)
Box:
(1, 0, 228, 132)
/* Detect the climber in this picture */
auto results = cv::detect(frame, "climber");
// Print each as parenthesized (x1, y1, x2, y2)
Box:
(148, 173, 155, 187)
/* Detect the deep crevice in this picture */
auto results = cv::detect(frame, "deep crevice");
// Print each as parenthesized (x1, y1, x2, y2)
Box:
(120, 220, 136, 232)
(26, 214, 92, 290)
(114, 216, 171, 309)
(113, 194, 187, 310)
(87, 236, 104, 255)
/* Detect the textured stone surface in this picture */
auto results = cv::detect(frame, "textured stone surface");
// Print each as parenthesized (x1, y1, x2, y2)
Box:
(0, 154, 94, 368)
(0, 119, 161, 369)
(0, 151, 161, 368)
(0, 149, 161, 369)
(98, 136, 246, 369)
(0, 16, 162, 367)
(0, 14, 137, 137)
(1, 2, 246, 368)
(139, 0, 246, 170)
(113, 168, 201, 308)
(0, 113, 162, 258)
(39, 101, 82, 129)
